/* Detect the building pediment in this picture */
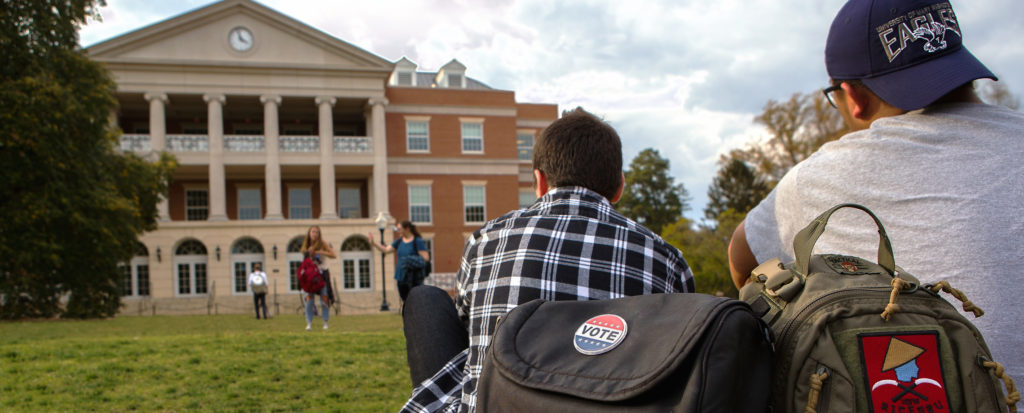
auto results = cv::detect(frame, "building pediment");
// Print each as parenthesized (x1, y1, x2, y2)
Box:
(86, 0, 393, 73)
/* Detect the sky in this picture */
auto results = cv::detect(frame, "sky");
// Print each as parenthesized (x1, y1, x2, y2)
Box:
(78, 0, 1024, 222)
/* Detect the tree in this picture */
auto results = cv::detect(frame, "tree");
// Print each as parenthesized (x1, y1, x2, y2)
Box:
(732, 91, 847, 185)
(616, 148, 690, 234)
(1, 0, 176, 318)
(661, 209, 745, 298)
(976, 80, 1020, 111)
(704, 157, 770, 222)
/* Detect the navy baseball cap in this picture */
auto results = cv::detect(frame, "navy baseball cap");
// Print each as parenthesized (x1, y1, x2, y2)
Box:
(825, 0, 995, 111)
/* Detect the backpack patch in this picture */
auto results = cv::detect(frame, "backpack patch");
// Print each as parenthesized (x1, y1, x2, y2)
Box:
(822, 254, 877, 275)
(859, 331, 951, 413)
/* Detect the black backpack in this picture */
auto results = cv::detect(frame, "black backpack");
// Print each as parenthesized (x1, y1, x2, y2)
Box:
(477, 293, 774, 412)
(414, 238, 430, 281)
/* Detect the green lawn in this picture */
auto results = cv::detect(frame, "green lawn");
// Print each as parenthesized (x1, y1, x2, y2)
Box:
(0, 313, 412, 412)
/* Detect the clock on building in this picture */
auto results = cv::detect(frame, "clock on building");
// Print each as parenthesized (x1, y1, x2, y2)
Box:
(228, 26, 253, 52)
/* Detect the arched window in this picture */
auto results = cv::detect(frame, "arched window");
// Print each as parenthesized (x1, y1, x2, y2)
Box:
(232, 238, 264, 254)
(286, 236, 305, 292)
(287, 237, 304, 253)
(176, 240, 207, 255)
(120, 241, 150, 297)
(341, 237, 371, 251)
(231, 237, 265, 294)
(339, 235, 373, 291)
(174, 239, 208, 296)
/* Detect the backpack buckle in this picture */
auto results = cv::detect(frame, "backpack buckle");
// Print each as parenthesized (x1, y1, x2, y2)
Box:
(757, 259, 804, 303)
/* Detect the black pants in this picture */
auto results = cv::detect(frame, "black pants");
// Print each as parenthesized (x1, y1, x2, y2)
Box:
(253, 292, 268, 319)
(402, 285, 468, 386)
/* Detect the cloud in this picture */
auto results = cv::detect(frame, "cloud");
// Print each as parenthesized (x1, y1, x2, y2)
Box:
(77, 0, 1024, 220)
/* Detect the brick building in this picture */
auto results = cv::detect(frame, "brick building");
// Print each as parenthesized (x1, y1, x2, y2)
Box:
(88, 0, 557, 315)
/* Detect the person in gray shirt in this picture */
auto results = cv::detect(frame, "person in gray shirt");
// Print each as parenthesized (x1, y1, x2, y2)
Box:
(729, 0, 1024, 401)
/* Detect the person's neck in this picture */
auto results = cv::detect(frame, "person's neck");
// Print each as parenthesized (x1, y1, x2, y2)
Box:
(403, 234, 414, 241)
(931, 84, 983, 106)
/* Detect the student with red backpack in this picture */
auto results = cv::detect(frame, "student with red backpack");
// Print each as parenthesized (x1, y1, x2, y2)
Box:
(300, 225, 336, 331)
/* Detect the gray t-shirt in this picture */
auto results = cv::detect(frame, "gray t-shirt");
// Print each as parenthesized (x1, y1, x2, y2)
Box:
(745, 102, 1024, 395)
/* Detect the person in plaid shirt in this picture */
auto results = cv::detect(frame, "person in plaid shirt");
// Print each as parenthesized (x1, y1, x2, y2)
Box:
(400, 108, 695, 413)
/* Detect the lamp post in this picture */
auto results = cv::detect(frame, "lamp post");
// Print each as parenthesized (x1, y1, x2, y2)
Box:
(375, 211, 391, 311)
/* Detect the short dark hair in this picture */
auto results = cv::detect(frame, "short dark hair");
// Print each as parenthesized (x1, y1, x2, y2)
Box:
(533, 108, 622, 200)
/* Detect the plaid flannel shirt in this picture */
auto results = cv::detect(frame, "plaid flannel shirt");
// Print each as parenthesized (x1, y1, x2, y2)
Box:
(400, 186, 695, 413)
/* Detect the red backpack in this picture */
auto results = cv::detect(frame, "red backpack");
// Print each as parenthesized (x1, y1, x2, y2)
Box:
(297, 257, 325, 293)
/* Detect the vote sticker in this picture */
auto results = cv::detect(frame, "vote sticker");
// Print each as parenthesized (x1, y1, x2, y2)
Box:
(573, 314, 628, 355)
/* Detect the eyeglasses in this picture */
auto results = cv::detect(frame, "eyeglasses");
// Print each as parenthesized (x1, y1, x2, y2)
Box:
(822, 84, 842, 109)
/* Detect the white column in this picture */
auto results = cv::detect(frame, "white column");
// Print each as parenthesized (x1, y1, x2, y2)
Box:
(145, 92, 170, 221)
(369, 97, 390, 215)
(261, 94, 283, 220)
(144, 92, 168, 151)
(316, 96, 338, 220)
(204, 93, 228, 221)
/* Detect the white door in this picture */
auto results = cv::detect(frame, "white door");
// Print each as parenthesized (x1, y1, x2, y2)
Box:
(176, 255, 208, 296)
(232, 254, 264, 294)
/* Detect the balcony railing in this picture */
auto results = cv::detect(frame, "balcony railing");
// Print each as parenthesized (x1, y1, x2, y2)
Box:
(280, 136, 320, 152)
(168, 134, 209, 152)
(334, 137, 372, 153)
(224, 135, 265, 152)
(120, 134, 151, 152)
(118, 133, 372, 154)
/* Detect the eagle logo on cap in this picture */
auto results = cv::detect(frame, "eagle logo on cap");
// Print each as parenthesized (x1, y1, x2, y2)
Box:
(912, 21, 949, 53)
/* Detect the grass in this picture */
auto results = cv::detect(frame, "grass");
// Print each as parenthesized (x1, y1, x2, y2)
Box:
(0, 313, 411, 412)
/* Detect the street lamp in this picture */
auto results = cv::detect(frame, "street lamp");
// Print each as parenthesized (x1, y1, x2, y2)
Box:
(375, 211, 391, 312)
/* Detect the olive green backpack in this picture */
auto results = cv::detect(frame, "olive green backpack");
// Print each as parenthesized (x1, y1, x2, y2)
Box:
(740, 204, 1018, 413)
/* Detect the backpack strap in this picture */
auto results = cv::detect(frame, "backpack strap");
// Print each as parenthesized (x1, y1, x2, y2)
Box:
(792, 203, 896, 277)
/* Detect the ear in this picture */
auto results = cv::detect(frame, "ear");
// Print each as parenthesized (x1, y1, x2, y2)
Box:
(609, 172, 625, 204)
(840, 82, 875, 121)
(534, 169, 549, 198)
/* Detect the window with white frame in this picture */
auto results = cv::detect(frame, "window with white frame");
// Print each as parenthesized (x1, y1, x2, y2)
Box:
(238, 188, 262, 220)
(175, 240, 208, 296)
(461, 121, 483, 153)
(231, 238, 264, 294)
(340, 237, 372, 291)
(517, 131, 534, 161)
(120, 242, 150, 297)
(185, 189, 209, 221)
(406, 120, 429, 152)
(288, 187, 312, 219)
(409, 185, 432, 224)
(519, 188, 537, 209)
(286, 237, 304, 292)
(464, 184, 486, 223)
(338, 187, 362, 218)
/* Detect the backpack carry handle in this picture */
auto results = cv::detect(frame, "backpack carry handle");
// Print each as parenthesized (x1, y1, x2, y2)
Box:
(792, 203, 896, 277)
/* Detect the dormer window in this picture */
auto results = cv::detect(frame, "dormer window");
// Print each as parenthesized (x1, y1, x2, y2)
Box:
(437, 59, 467, 89)
(448, 73, 463, 88)
(391, 57, 418, 87)
(397, 72, 413, 86)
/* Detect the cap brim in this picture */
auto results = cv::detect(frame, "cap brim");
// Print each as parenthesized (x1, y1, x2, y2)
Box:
(861, 47, 996, 111)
